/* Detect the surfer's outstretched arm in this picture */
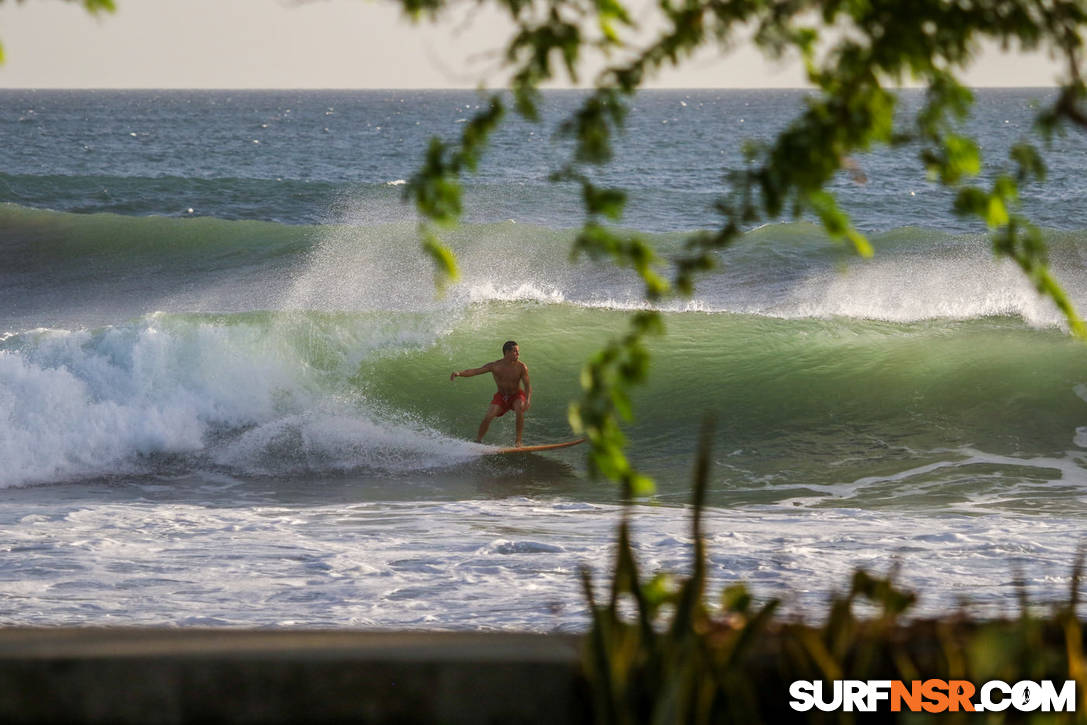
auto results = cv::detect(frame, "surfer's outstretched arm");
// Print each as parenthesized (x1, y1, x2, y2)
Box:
(450, 362, 494, 381)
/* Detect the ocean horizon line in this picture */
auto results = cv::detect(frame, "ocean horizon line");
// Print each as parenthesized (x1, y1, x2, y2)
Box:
(0, 84, 1062, 92)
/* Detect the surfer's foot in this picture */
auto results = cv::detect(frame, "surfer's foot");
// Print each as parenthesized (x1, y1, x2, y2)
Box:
(514, 441, 522, 448)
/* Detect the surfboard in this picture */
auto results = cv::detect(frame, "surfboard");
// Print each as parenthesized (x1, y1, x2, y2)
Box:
(487, 438, 586, 455)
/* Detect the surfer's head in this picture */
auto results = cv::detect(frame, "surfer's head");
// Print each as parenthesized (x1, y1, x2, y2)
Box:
(502, 340, 519, 360)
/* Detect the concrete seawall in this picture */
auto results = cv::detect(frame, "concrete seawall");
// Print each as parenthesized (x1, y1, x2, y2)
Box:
(0, 629, 589, 724)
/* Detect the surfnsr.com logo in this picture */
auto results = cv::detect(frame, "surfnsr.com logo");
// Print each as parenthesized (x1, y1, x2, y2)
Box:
(789, 680, 1076, 713)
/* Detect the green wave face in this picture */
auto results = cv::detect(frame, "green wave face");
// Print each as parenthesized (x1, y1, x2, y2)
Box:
(3, 301, 1087, 509)
(5, 203, 1087, 507)
(357, 306, 1087, 503)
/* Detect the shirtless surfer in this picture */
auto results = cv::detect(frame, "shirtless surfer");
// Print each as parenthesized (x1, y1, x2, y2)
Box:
(450, 340, 532, 446)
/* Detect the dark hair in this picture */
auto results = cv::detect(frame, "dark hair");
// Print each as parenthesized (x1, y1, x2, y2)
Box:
(502, 340, 518, 353)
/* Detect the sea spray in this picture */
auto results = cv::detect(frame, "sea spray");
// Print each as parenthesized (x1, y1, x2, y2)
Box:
(0, 313, 478, 488)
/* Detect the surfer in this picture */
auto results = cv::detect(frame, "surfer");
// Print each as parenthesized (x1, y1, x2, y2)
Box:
(450, 340, 532, 446)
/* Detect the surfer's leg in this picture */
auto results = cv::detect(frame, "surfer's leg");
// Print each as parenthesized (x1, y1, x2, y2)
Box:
(512, 398, 526, 447)
(477, 405, 502, 442)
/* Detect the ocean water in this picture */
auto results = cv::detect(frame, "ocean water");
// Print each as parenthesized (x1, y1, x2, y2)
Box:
(1, 89, 1086, 629)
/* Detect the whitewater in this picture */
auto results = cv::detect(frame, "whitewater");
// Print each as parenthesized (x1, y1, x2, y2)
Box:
(1, 89, 1086, 629)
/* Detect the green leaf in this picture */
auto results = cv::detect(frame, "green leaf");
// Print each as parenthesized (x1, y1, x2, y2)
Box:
(986, 196, 1009, 228)
(610, 387, 633, 420)
(567, 403, 584, 434)
(82, 0, 116, 13)
(600, 18, 620, 45)
(945, 135, 981, 179)
(846, 228, 874, 258)
(583, 184, 627, 220)
(421, 229, 460, 290)
(628, 473, 655, 497)
(721, 583, 752, 614)
(953, 187, 988, 217)
(807, 191, 872, 258)
(642, 573, 676, 611)
(1010, 143, 1046, 183)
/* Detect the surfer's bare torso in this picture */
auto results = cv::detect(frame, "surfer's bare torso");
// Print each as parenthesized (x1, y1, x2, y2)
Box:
(450, 342, 532, 445)
(449, 344, 530, 399)
(482, 357, 528, 395)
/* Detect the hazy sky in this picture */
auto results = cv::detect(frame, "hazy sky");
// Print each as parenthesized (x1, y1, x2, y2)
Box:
(0, 0, 1068, 89)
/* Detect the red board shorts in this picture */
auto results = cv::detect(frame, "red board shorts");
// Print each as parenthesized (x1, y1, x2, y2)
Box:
(489, 390, 527, 417)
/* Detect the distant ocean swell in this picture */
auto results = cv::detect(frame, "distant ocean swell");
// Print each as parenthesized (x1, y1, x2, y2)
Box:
(5, 203, 1087, 325)
(0, 172, 360, 223)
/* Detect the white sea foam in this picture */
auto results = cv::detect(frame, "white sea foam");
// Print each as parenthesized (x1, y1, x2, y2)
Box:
(0, 496, 1082, 629)
(0, 316, 475, 488)
(461, 281, 716, 312)
(465, 281, 567, 305)
(1075, 383, 1087, 403)
(743, 447, 1087, 507)
(214, 412, 480, 475)
(770, 250, 1072, 326)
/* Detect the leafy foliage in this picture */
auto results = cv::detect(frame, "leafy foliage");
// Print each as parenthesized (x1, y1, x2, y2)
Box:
(580, 420, 1087, 724)
(398, 0, 1087, 492)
